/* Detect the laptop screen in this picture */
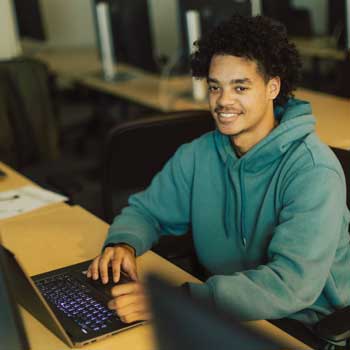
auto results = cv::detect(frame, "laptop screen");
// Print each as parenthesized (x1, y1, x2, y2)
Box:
(147, 275, 286, 350)
(0, 245, 30, 350)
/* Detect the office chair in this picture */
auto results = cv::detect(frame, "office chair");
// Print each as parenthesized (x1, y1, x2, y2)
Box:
(0, 57, 59, 168)
(0, 57, 97, 201)
(270, 147, 350, 350)
(101, 110, 214, 273)
(335, 56, 350, 98)
(312, 148, 350, 349)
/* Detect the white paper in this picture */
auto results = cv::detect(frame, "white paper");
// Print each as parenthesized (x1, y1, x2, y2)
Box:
(0, 185, 68, 219)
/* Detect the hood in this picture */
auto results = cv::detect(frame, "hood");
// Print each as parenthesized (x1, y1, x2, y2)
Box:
(214, 98, 315, 171)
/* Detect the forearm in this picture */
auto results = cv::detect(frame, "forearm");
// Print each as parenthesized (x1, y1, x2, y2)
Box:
(187, 264, 324, 321)
(104, 205, 161, 256)
(104, 145, 193, 255)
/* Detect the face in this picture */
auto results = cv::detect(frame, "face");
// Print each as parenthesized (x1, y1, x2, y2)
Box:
(208, 55, 280, 155)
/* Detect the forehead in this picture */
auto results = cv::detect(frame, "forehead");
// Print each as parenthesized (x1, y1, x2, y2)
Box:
(208, 54, 263, 82)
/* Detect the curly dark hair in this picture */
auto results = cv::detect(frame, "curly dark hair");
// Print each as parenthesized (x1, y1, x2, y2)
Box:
(190, 15, 302, 106)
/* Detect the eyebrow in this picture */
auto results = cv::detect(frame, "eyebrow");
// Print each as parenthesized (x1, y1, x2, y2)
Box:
(207, 77, 253, 85)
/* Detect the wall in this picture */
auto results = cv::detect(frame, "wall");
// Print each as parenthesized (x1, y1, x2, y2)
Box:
(39, 0, 96, 47)
(0, 0, 22, 59)
(251, 0, 263, 16)
(292, 0, 328, 35)
(148, 0, 182, 63)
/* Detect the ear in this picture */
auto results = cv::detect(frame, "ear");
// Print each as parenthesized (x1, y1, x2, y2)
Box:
(267, 76, 281, 100)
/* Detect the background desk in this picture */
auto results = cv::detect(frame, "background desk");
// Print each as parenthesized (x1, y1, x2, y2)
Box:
(0, 201, 309, 350)
(25, 46, 350, 150)
(291, 36, 346, 61)
(0, 161, 37, 191)
(0, 162, 67, 224)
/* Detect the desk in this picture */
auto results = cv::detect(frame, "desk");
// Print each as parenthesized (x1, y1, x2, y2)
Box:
(291, 36, 346, 61)
(0, 162, 67, 224)
(24, 45, 203, 111)
(295, 89, 350, 150)
(0, 161, 37, 191)
(0, 205, 309, 350)
(24, 45, 350, 149)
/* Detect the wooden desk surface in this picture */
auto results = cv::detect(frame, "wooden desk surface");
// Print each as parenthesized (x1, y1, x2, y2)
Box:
(0, 205, 310, 350)
(0, 162, 37, 191)
(296, 89, 350, 150)
(291, 36, 346, 61)
(0, 162, 67, 224)
(25, 45, 350, 150)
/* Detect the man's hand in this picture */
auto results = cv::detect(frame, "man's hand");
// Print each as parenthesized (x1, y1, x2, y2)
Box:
(87, 244, 138, 284)
(108, 282, 151, 323)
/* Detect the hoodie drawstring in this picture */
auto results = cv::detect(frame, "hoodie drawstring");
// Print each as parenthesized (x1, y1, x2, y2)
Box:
(239, 162, 247, 248)
(224, 162, 232, 239)
(224, 157, 247, 248)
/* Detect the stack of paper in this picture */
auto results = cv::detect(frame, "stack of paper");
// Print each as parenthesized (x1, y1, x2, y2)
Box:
(0, 186, 68, 220)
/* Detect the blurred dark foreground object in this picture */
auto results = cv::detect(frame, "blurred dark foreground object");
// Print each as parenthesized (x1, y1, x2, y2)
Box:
(146, 274, 289, 350)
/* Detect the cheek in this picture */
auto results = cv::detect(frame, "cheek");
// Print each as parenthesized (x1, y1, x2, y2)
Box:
(208, 95, 217, 112)
(243, 93, 265, 112)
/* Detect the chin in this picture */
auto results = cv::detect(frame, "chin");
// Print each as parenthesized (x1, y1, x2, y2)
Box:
(217, 126, 242, 137)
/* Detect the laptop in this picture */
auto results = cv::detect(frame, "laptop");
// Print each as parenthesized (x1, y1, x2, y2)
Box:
(0, 244, 144, 348)
(147, 275, 293, 350)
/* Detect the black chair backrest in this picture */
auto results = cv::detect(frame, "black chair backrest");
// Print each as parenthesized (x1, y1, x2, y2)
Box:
(102, 110, 214, 222)
(0, 57, 59, 169)
(331, 147, 350, 209)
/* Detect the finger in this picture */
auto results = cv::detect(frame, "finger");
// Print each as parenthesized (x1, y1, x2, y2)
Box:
(114, 298, 148, 318)
(87, 256, 101, 280)
(86, 261, 93, 278)
(110, 282, 143, 298)
(108, 291, 146, 311)
(111, 256, 122, 283)
(99, 249, 113, 283)
(120, 311, 152, 324)
(123, 260, 138, 282)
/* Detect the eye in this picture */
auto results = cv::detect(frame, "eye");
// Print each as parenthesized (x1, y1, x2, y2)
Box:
(208, 85, 220, 93)
(235, 86, 247, 93)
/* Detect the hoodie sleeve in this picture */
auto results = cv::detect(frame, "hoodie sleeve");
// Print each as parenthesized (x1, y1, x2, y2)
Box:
(188, 166, 349, 321)
(103, 143, 195, 256)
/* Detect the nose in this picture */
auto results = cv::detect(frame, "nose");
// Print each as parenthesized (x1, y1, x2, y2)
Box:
(216, 88, 234, 107)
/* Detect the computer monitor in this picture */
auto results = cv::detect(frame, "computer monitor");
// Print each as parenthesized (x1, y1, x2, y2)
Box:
(93, 0, 252, 75)
(176, 0, 252, 73)
(147, 275, 287, 350)
(0, 245, 30, 350)
(92, 0, 160, 74)
(13, 0, 46, 41)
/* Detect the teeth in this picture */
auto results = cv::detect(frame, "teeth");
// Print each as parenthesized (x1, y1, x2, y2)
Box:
(219, 113, 240, 118)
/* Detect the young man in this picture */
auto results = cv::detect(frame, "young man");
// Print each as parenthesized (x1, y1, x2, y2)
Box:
(87, 16, 350, 326)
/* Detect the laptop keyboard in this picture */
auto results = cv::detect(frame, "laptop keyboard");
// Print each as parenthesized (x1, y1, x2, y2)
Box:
(35, 274, 117, 333)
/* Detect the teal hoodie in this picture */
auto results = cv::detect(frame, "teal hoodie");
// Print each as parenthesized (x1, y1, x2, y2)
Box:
(105, 99, 350, 324)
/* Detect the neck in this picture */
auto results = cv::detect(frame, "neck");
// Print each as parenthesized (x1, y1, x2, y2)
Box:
(231, 110, 279, 156)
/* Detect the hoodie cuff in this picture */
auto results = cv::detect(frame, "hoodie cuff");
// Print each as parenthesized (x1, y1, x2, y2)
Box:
(187, 282, 214, 306)
(103, 234, 143, 256)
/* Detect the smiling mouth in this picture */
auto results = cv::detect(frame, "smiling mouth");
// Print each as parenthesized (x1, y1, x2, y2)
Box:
(218, 112, 241, 118)
(216, 111, 243, 121)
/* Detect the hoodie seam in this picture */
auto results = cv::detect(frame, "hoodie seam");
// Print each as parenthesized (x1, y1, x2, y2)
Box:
(302, 141, 316, 166)
(280, 163, 344, 206)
